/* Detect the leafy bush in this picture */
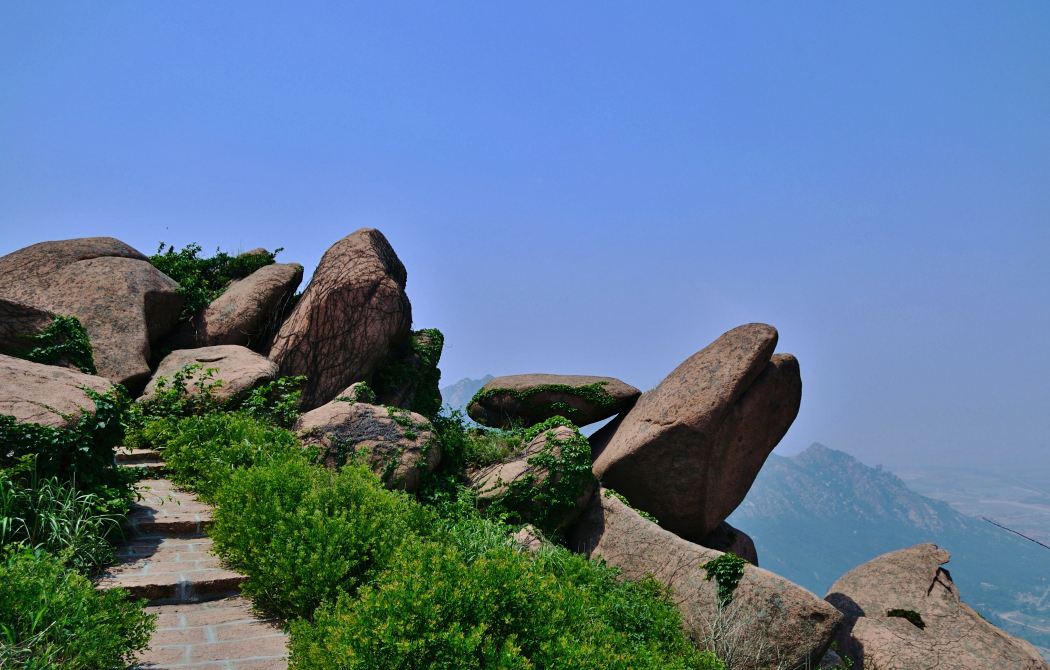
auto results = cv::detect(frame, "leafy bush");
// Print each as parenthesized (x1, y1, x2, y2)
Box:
(210, 458, 431, 621)
(290, 537, 724, 670)
(701, 553, 747, 607)
(240, 374, 306, 428)
(19, 316, 97, 375)
(372, 328, 444, 417)
(157, 412, 304, 502)
(149, 243, 280, 320)
(0, 472, 124, 575)
(0, 548, 154, 669)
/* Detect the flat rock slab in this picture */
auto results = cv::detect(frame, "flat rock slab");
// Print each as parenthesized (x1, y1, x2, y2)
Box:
(467, 374, 640, 429)
(141, 596, 287, 669)
(99, 536, 244, 604)
(128, 479, 214, 537)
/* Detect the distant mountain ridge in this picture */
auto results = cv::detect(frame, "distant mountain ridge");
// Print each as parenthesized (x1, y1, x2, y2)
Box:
(439, 375, 492, 414)
(729, 443, 1050, 657)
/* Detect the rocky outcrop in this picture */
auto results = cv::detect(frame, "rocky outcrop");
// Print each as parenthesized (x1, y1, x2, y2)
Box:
(269, 229, 411, 410)
(141, 346, 278, 405)
(295, 394, 438, 491)
(590, 324, 801, 542)
(467, 374, 640, 429)
(825, 544, 1048, 670)
(0, 354, 114, 429)
(374, 328, 444, 417)
(700, 521, 759, 566)
(470, 422, 595, 532)
(0, 298, 58, 360)
(0, 238, 183, 392)
(171, 263, 303, 350)
(570, 488, 841, 670)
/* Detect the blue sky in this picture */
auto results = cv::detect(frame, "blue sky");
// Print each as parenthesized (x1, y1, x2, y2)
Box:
(2, 2, 1048, 469)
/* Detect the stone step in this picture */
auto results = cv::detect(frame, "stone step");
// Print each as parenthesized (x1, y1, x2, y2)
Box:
(127, 479, 213, 537)
(127, 460, 169, 476)
(99, 536, 245, 605)
(141, 596, 288, 668)
(116, 447, 163, 464)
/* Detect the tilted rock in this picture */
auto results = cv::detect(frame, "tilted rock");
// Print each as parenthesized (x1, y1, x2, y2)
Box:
(569, 488, 841, 670)
(825, 544, 1048, 670)
(469, 422, 595, 532)
(170, 263, 303, 350)
(140, 345, 278, 405)
(467, 374, 640, 429)
(295, 395, 439, 491)
(590, 323, 801, 541)
(0, 298, 59, 360)
(511, 525, 547, 553)
(374, 328, 444, 417)
(269, 229, 412, 410)
(0, 238, 183, 392)
(0, 354, 114, 429)
(699, 521, 759, 566)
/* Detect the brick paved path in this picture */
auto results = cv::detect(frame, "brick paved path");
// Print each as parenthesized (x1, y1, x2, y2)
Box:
(99, 449, 288, 669)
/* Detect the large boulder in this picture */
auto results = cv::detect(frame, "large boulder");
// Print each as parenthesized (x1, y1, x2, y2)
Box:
(0, 238, 183, 392)
(469, 422, 595, 532)
(0, 298, 59, 360)
(141, 345, 278, 405)
(699, 521, 759, 566)
(295, 395, 439, 491)
(826, 544, 1048, 669)
(170, 263, 303, 350)
(0, 354, 114, 429)
(570, 488, 841, 670)
(269, 229, 412, 410)
(467, 374, 640, 429)
(590, 323, 801, 542)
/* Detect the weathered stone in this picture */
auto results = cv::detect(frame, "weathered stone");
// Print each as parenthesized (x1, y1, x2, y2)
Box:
(826, 544, 1048, 670)
(295, 397, 438, 491)
(141, 346, 278, 404)
(467, 374, 640, 429)
(569, 488, 841, 670)
(171, 263, 304, 349)
(469, 422, 594, 532)
(511, 525, 546, 553)
(591, 324, 801, 541)
(700, 521, 759, 566)
(269, 229, 411, 410)
(374, 328, 444, 417)
(0, 353, 114, 429)
(0, 239, 183, 392)
(0, 298, 58, 360)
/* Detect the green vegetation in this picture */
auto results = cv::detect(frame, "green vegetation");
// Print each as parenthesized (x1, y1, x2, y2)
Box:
(887, 608, 926, 630)
(20, 315, 97, 375)
(149, 242, 281, 320)
(336, 381, 377, 404)
(373, 328, 444, 417)
(701, 553, 747, 607)
(603, 487, 659, 523)
(469, 380, 616, 426)
(0, 548, 154, 670)
(239, 374, 306, 428)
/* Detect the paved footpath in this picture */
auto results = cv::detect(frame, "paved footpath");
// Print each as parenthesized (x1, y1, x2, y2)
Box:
(98, 448, 288, 670)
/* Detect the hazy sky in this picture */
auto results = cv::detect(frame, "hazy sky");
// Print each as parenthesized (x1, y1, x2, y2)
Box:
(2, 3, 1048, 469)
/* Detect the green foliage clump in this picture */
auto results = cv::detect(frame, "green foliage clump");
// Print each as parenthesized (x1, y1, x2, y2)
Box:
(603, 487, 658, 523)
(0, 548, 154, 669)
(701, 552, 747, 607)
(469, 380, 616, 426)
(0, 472, 124, 575)
(149, 242, 280, 320)
(156, 412, 304, 502)
(886, 608, 925, 630)
(20, 316, 97, 375)
(373, 328, 444, 417)
(240, 374, 306, 428)
(290, 535, 724, 670)
(483, 416, 596, 535)
(210, 458, 430, 621)
(336, 382, 377, 405)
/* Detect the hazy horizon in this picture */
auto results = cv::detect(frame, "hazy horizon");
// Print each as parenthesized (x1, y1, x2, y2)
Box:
(3, 3, 1048, 470)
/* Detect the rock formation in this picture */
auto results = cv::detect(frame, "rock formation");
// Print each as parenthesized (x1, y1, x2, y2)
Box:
(0, 238, 183, 392)
(826, 544, 1048, 669)
(269, 229, 411, 410)
(373, 328, 444, 417)
(141, 345, 278, 405)
(467, 373, 640, 429)
(0, 298, 59, 361)
(0, 354, 114, 429)
(700, 521, 759, 566)
(570, 487, 841, 670)
(295, 391, 439, 491)
(590, 324, 801, 542)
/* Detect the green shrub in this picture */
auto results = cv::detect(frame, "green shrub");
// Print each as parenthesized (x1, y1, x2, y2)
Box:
(240, 375, 306, 428)
(0, 548, 154, 669)
(0, 472, 125, 575)
(210, 459, 431, 621)
(372, 328, 444, 417)
(156, 412, 304, 502)
(290, 538, 724, 670)
(18, 315, 97, 375)
(149, 243, 280, 320)
(701, 553, 747, 607)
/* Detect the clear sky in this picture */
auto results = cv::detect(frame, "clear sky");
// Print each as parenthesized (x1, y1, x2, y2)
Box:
(2, 3, 1048, 469)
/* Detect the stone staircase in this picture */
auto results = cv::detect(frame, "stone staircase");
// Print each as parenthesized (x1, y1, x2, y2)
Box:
(99, 449, 288, 669)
